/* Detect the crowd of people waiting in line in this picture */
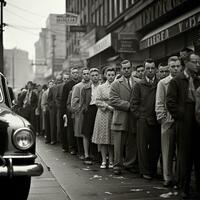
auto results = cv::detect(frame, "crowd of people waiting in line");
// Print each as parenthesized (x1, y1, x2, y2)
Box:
(12, 47, 200, 199)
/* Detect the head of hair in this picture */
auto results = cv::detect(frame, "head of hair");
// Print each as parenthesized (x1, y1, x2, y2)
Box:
(143, 58, 155, 67)
(168, 56, 179, 63)
(42, 84, 48, 90)
(71, 67, 79, 71)
(120, 59, 130, 67)
(105, 66, 116, 74)
(158, 63, 165, 69)
(81, 67, 89, 73)
(27, 81, 33, 86)
(135, 65, 144, 70)
(180, 47, 194, 54)
(89, 68, 99, 74)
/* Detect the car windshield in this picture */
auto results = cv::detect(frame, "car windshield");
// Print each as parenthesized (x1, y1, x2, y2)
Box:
(0, 88, 3, 103)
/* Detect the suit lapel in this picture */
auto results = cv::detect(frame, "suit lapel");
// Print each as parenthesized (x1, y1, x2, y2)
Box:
(119, 76, 131, 92)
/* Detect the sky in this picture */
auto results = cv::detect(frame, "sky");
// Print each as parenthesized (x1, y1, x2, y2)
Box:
(4, 0, 65, 60)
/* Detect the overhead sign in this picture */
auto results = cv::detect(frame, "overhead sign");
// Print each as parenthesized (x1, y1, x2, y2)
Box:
(70, 26, 86, 32)
(140, 8, 200, 49)
(89, 33, 112, 58)
(56, 12, 80, 26)
(118, 40, 139, 52)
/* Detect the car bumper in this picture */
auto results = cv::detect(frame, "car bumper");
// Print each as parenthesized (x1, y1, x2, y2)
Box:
(0, 163, 43, 177)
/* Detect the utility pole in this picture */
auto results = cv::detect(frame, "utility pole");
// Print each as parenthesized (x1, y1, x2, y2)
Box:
(0, 0, 6, 73)
(51, 34, 56, 79)
(12, 48, 15, 88)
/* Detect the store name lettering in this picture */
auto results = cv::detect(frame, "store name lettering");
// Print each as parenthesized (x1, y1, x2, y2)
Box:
(142, 0, 187, 26)
(147, 29, 169, 47)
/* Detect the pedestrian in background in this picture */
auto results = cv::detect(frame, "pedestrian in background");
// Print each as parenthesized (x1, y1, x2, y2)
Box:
(41, 80, 54, 143)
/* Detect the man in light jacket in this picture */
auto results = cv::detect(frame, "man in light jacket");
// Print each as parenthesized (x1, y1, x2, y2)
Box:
(155, 56, 181, 187)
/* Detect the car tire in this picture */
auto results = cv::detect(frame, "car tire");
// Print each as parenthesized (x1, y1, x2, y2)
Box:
(0, 176, 31, 200)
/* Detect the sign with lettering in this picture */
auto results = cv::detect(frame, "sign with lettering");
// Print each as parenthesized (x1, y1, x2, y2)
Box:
(118, 40, 138, 52)
(70, 26, 86, 32)
(141, 0, 188, 27)
(89, 33, 112, 57)
(140, 9, 200, 49)
(56, 12, 80, 26)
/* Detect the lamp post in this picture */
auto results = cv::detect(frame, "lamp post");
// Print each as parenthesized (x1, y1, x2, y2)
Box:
(0, 0, 6, 73)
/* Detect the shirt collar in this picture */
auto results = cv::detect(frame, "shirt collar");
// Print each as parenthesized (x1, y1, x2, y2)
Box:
(145, 76, 155, 83)
(184, 70, 190, 79)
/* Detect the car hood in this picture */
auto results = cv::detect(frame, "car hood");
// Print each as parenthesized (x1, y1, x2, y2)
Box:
(0, 105, 30, 130)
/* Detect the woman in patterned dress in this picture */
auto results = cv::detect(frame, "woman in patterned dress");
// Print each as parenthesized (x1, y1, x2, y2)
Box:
(92, 67, 116, 169)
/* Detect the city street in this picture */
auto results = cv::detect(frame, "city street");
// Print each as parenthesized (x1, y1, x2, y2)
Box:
(29, 137, 180, 200)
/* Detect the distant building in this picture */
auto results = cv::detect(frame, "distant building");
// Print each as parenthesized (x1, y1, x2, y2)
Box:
(4, 48, 33, 90)
(34, 14, 66, 80)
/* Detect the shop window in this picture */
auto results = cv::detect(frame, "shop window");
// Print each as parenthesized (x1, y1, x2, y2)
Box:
(166, 34, 185, 57)
(150, 42, 165, 60)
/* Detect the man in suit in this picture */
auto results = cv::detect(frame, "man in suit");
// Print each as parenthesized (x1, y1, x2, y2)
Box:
(47, 79, 58, 145)
(130, 58, 160, 180)
(166, 53, 200, 199)
(155, 56, 182, 187)
(110, 59, 140, 175)
(18, 81, 38, 129)
(61, 68, 80, 153)
(71, 68, 90, 159)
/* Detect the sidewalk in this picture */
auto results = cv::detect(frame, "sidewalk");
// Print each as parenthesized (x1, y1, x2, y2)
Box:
(28, 151, 70, 200)
(34, 136, 181, 200)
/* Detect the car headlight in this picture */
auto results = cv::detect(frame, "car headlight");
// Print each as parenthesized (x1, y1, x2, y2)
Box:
(12, 128, 35, 150)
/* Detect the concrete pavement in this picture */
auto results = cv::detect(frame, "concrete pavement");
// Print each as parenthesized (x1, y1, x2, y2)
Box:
(28, 150, 70, 200)
(31, 136, 180, 200)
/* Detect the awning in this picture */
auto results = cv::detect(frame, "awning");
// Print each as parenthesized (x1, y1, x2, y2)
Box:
(140, 7, 200, 49)
(88, 31, 140, 58)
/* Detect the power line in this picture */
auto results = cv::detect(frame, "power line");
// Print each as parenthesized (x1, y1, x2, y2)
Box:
(7, 2, 46, 18)
(5, 9, 40, 26)
(7, 25, 67, 43)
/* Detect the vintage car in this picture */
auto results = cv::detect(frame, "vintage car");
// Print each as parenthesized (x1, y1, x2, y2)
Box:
(0, 73, 43, 199)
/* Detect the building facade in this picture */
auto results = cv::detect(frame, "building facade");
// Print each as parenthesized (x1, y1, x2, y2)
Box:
(4, 48, 33, 90)
(34, 14, 66, 80)
(65, 0, 200, 70)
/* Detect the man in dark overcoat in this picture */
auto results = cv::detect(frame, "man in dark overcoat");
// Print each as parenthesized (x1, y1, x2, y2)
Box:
(166, 53, 200, 199)
(18, 81, 38, 129)
(130, 59, 160, 180)
(61, 68, 80, 153)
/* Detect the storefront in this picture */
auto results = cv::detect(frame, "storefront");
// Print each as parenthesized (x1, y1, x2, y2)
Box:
(139, 7, 200, 64)
(87, 31, 140, 69)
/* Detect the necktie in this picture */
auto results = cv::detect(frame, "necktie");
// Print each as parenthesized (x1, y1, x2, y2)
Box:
(127, 78, 131, 89)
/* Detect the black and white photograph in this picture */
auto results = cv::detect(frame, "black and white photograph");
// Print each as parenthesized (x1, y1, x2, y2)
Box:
(1, 0, 200, 199)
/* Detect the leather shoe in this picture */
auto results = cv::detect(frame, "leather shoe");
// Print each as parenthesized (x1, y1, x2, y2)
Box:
(163, 180, 172, 187)
(70, 150, 77, 155)
(180, 191, 190, 199)
(113, 169, 121, 175)
(142, 174, 152, 180)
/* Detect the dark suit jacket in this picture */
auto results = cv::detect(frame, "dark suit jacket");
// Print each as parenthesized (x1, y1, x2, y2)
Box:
(166, 72, 200, 121)
(18, 90, 38, 109)
(61, 79, 80, 114)
(47, 85, 57, 109)
(130, 77, 159, 126)
(196, 87, 200, 124)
